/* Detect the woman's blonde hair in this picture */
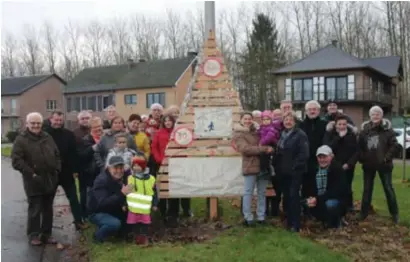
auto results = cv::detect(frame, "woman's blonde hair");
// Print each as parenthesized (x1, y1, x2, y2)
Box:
(89, 116, 102, 127)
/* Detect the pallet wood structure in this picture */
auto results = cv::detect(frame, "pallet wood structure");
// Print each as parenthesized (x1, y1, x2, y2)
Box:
(157, 30, 274, 219)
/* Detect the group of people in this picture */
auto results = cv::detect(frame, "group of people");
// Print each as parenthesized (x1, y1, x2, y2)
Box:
(11, 98, 400, 247)
(233, 100, 399, 232)
(11, 103, 189, 246)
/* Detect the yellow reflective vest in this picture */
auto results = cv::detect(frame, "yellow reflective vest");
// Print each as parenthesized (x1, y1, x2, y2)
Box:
(126, 175, 156, 215)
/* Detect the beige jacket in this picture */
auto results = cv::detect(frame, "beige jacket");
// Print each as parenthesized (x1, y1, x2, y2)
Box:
(232, 123, 268, 175)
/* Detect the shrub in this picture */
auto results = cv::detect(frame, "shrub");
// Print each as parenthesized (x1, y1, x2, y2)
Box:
(6, 131, 18, 143)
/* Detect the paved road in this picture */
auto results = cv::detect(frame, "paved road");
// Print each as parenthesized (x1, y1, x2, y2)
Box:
(1, 157, 78, 262)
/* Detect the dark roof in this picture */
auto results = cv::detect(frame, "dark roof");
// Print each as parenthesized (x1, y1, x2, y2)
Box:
(64, 56, 195, 94)
(116, 56, 194, 90)
(1, 74, 66, 96)
(362, 56, 402, 77)
(274, 44, 402, 78)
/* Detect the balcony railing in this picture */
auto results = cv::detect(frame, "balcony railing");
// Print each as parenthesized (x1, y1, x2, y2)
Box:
(290, 88, 393, 105)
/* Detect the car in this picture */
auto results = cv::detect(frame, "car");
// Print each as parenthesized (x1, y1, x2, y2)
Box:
(393, 128, 410, 159)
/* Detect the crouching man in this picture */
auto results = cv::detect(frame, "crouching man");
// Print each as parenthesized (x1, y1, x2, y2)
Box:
(87, 156, 132, 243)
(304, 145, 347, 229)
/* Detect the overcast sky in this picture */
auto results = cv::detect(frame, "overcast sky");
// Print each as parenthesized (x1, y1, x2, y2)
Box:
(1, 0, 240, 36)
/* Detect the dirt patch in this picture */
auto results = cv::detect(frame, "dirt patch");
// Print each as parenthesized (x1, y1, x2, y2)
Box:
(150, 217, 232, 244)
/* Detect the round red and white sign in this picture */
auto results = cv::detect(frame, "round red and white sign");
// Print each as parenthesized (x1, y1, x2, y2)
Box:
(202, 58, 223, 78)
(173, 127, 194, 146)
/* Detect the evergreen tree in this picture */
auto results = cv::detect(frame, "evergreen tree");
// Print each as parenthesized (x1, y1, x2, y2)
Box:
(239, 14, 286, 110)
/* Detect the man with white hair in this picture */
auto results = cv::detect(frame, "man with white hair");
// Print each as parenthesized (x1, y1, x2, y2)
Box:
(145, 103, 163, 139)
(358, 105, 399, 223)
(11, 112, 61, 246)
(299, 100, 328, 212)
(280, 100, 302, 126)
(103, 105, 117, 130)
(73, 110, 92, 143)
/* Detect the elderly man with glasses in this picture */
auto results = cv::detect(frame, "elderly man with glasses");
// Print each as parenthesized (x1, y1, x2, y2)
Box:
(73, 110, 92, 143)
(11, 112, 61, 246)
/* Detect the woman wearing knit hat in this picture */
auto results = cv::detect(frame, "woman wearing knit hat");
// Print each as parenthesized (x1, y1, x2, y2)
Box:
(145, 103, 163, 139)
(126, 156, 158, 246)
(358, 105, 399, 223)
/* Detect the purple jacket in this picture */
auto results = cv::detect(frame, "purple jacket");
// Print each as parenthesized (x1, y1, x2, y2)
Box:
(258, 120, 283, 145)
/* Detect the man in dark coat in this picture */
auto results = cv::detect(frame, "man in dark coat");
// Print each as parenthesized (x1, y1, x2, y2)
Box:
(299, 100, 328, 206)
(87, 156, 131, 243)
(322, 100, 355, 125)
(359, 106, 399, 223)
(323, 114, 359, 210)
(305, 145, 348, 228)
(73, 110, 91, 143)
(43, 110, 87, 230)
(11, 112, 61, 246)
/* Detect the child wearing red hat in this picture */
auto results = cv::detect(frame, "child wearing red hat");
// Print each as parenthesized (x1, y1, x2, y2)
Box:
(126, 156, 158, 246)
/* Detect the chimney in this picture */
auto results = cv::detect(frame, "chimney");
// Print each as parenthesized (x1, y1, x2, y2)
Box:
(127, 58, 135, 69)
(204, 1, 216, 41)
(138, 59, 146, 63)
(331, 40, 338, 47)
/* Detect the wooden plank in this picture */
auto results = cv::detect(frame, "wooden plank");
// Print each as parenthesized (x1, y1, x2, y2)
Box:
(196, 73, 230, 82)
(209, 198, 218, 219)
(165, 147, 238, 157)
(188, 100, 240, 107)
(191, 90, 239, 98)
(178, 113, 241, 123)
(204, 48, 222, 57)
(157, 174, 169, 182)
(167, 139, 232, 148)
(194, 81, 233, 90)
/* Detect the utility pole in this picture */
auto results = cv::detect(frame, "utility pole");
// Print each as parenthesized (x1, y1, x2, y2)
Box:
(204, 1, 216, 40)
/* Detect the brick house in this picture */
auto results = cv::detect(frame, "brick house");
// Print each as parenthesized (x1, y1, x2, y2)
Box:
(274, 40, 404, 125)
(64, 54, 197, 129)
(1, 74, 66, 136)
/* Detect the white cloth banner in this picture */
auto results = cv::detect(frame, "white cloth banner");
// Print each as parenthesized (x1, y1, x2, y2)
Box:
(168, 157, 243, 197)
(194, 107, 232, 137)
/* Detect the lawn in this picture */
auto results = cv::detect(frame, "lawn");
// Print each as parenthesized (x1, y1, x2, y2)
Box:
(85, 163, 410, 262)
(1, 146, 12, 157)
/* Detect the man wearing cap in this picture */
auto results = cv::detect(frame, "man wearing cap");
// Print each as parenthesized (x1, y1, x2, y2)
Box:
(87, 156, 132, 243)
(304, 145, 347, 229)
(358, 105, 399, 223)
(323, 100, 355, 125)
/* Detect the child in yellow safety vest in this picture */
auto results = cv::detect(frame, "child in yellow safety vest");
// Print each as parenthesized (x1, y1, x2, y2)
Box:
(126, 156, 158, 246)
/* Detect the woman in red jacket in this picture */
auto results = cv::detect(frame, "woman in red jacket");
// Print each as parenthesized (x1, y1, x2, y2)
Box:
(151, 115, 179, 227)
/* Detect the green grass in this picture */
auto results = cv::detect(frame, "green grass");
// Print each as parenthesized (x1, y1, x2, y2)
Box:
(1, 146, 12, 157)
(84, 164, 410, 261)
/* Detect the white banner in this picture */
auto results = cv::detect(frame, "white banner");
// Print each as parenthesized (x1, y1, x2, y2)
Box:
(168, 157, 243, 197)
(194, 107, 233, 137)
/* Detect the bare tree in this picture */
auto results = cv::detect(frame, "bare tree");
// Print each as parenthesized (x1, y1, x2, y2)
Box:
(84, 20, 108, 66)
(42, 21, 58, 73)
(64, 20, 82, 73)
(21, 25, 44, 75)
(164, 9, 185, 58)
(1, 32, 18, 77)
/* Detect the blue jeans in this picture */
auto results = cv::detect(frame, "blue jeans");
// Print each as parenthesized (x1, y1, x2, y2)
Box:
(89, 213, 122, 242)
(242, 174, 269, 222)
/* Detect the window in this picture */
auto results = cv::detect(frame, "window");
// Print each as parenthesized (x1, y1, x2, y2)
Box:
(46, 100, 57, 111)
(74, 97, 81, 111)
(124, 94, 137, 105)
(10, 99, 17, 115)
(66, 97, 72, 112)
(303, 79, 313, 101)
(348, 75, 355, 99)
(336, 77, 347, 100)
(326, 78, 336, 100)
(102, 95, 114, 109)
(97, 95, 103, 111)
(146, 92, 166, 108)
(81, 96, 87, 110)
(87, 96, 96, 111)
(319, 77, 325, 100)
(293, 80, 302, 101)
(285, 78, 292, 100)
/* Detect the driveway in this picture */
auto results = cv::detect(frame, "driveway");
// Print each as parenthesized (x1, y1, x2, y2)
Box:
(1, 157, 79, 262)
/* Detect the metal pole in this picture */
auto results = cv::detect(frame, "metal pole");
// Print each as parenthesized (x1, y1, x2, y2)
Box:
(204, 1, 216, 40)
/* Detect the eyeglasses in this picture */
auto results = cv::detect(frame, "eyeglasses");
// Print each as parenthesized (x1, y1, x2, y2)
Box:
(80, 117, 91, 120)
(29, 122, 41, 126)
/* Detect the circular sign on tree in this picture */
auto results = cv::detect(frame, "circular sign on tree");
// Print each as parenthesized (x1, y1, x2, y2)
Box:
(173, 127, 194, 146)
(201, 58, 223, 78)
